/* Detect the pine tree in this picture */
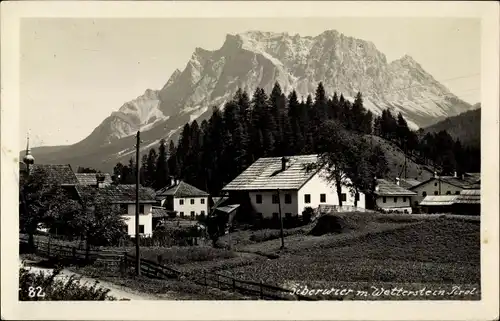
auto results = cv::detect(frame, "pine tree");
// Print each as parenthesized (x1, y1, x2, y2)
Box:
(154, 139, 169, 190)
(351, 92, 365, 131)
(167, 140, 178, 178)
(140, 154, 148, 186)
(287, 90, 305, 154)
(145, 148, 158, 187)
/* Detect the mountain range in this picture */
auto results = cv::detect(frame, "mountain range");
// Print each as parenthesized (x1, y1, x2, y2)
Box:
(26, 30, 476, 173)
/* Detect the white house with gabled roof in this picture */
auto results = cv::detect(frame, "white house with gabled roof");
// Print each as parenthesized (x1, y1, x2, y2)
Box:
(373, 178, 417, 213)
(155, 179, 210, 219)
(222, 155, 365, 219)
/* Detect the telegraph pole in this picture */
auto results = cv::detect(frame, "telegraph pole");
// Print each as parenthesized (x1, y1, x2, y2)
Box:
(135, 130, 141, 276)
(277, 189, 285, 250)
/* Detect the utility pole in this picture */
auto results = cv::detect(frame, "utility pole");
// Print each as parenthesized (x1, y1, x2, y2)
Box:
(277, 189, 285, 250)
(135, 130, 141, 276)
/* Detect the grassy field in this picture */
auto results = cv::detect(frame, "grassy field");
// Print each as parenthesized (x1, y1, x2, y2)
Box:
(216, 218, 480, 300)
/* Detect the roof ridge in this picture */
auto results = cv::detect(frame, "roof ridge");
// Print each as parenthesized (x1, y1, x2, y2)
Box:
(173, 182, 182, 196)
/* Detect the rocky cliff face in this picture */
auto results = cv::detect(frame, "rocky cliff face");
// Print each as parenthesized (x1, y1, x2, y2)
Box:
(29, 29, 474, 172)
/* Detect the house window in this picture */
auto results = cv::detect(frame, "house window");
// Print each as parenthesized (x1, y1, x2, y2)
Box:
(285, 213, 292, 219)
(422, 191, 427, 197)
(190, 211, 195, 218)
(394, 197, 398, 203)
(403, 197, 407, 202)
(138, 225, 145, 234)
(285, 194, 292, 204)
(272, 212, 279, 220)
(120, 204, 128, 213)
(320, 194, 326, 203)
(434, 191, 438, 195)
(200, 210, 205, 216)
(139, 204, 145, 214)
(434, 182, 438, 186)
(179, 199, 184, 205)
(256, 194, 262, 204)
(414, 201, 419, 207)
(200, 199, 205, 204)
(382, 197, 386, 203)
(341, 193, 347, 202)
(180, 212, 184, 217)
(304, 194, 311, 204)
(272, 194, 279, 204)
(446, 191, 451, 195)
(190, 199, 195, 205)
(455, 191, 460, 195)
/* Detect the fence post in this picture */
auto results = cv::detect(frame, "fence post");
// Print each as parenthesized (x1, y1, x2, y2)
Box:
(72, 247, 76, 263)
(260, 281, 263, 299)
(47, 240, 51, 257)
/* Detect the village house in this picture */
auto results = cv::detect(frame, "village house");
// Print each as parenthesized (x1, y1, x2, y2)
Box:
(373, 178, 417, 214)
(420, 186, 480, 215)
(77, 183, 157, 237)
(410, 172, 474, 207)
(155, 179, 210, 219)
(75, 172, 113, 187)
(221, 155, 366, 220)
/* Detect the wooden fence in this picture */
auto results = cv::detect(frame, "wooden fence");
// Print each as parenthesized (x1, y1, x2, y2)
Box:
(20, 236, 316, 301)
(120, 254, 315, 300)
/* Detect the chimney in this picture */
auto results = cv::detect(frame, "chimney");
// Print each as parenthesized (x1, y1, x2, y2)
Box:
(454, 171, 457, 178)
(170, 177, 175, 187)
(396, 177, 400, 186)
(434, 171, 437, 178)
(281, 157, 288, 171)
(175, 179, 179, 185)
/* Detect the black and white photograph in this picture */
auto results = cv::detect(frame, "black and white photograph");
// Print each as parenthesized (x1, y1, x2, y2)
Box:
(1, 1, 499, 320)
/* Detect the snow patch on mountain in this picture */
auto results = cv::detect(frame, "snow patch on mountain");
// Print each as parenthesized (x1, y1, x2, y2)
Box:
(87, 29, 473, 156)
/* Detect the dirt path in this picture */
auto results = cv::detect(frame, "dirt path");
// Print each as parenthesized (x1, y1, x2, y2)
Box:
(20, 260, 164, 300)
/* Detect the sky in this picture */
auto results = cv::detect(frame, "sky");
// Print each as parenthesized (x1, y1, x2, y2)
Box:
(20, 17, 481, 149)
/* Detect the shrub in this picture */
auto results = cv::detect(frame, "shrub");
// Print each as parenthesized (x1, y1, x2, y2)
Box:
(19, 265, 116, 300)
(302, 207, 314, 223)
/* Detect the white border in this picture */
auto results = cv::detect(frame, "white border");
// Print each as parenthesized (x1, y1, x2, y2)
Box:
(1, 1, 499, 320)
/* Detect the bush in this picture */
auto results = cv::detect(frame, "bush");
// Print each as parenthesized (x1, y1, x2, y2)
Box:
(19, 265, 116, 300)
(302, 207, 314, 223)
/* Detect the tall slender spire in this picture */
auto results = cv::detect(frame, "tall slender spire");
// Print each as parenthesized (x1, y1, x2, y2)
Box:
(25, 132, 30, 157)
(23, 132, 35, 166)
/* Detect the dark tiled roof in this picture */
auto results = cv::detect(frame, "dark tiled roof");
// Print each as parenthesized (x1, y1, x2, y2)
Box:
(30, 164, 79, 185)
(76, 184, 156, 204)
(75, 173, 113, 186)
(214, 204, 240, 214)
(152, 206, 171, 218)
(410, 176, 475, 190)
(440, 177, 474, 189)
(398, 178, 421, 189)
(420, 195, 458, 206)
(156, 181, 209, 198)
(222, 154, 320, 191)
(374, 179, 417, 196)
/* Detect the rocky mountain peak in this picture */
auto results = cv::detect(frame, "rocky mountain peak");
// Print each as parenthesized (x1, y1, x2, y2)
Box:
(59, 29, 474, 169)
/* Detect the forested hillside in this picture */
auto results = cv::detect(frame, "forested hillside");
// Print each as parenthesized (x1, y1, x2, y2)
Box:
(424, 107, 481, 148)
(111, 82, 480, 196)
